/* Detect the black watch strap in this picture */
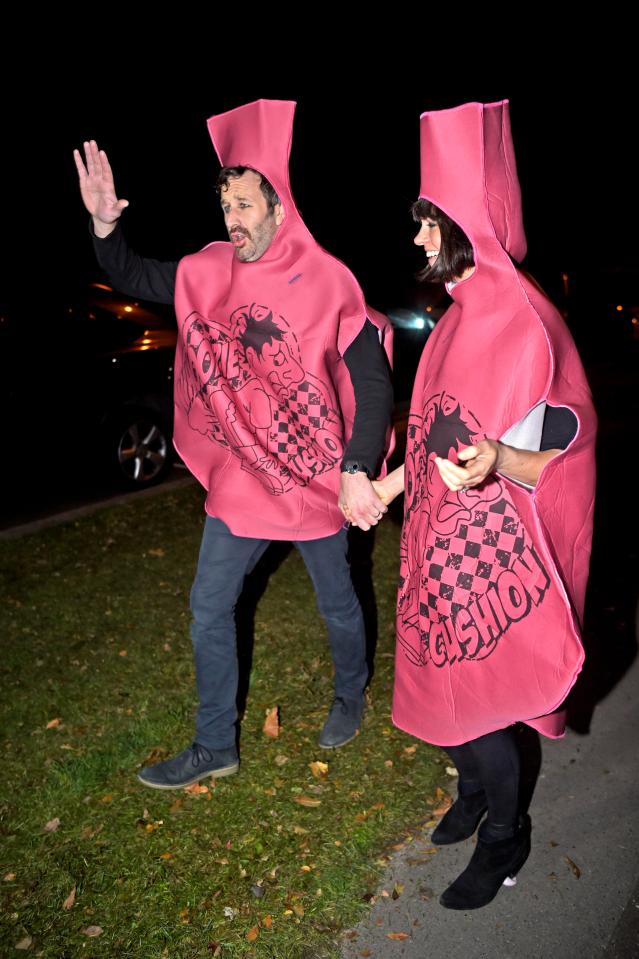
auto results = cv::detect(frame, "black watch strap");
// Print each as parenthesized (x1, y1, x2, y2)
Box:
(341, 460, 371, 478)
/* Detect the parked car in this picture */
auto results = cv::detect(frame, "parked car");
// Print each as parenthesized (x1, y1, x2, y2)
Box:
(1, 284, 178, 494)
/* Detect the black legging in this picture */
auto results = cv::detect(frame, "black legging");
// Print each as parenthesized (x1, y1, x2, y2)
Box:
(444, 727, 520, 841)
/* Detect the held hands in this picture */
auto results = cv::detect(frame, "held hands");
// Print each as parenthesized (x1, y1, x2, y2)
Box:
(434, 439, 500, 492)
(339, 471, 388, 531)
(73, 140, 129, 236)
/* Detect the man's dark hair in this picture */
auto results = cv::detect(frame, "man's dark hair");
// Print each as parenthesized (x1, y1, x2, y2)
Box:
(239, 309, 285, 358)
(216, 166, 280, 213)
(411, 199, 475, 284)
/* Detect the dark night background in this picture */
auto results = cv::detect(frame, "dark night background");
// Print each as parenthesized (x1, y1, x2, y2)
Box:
(2, 47, 636, 339)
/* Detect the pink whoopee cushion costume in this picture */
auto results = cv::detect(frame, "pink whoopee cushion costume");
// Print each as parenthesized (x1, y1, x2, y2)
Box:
(175, 100, 392, 540)
(392, 101, 596, 746)
(172, 99, 392, 541)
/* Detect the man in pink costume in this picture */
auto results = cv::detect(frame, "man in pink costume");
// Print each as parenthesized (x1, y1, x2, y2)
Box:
(375, 101, 596, 908)
(74, 100, 393, 789)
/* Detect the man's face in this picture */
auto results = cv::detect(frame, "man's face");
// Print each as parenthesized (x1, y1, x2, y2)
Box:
(220, 171, 283, 262)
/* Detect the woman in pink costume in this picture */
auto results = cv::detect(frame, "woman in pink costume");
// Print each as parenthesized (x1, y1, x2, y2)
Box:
(374, 101, 596, 909)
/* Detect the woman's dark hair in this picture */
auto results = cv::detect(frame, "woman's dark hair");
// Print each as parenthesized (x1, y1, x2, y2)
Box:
(411, 199, 474, 283)
(216, 166, 280, 213)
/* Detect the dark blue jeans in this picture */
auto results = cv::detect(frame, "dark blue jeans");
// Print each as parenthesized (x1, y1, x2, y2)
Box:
(190, 516, 367, 749)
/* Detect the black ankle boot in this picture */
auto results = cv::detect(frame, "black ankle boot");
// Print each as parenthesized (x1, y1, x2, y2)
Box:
(431, 789, 487, 845)
(439, 815, 531, 910)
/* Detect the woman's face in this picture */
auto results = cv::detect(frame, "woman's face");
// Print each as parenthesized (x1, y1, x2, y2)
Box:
(414, 218, 441, 265)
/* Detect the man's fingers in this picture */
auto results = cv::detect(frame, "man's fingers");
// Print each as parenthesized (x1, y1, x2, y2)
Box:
(73, 149, 88, 182)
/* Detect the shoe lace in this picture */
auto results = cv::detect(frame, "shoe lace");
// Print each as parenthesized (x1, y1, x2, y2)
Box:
(330, 697, 349, 716)
(191, 743, 214, 767)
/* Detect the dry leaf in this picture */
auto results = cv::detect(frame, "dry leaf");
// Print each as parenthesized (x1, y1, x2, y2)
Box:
(44, 817, 61, 833)
(169, 799, 184, 813)
(359, 951, 373, 958)
(392, 882, 404, 900)
(292, 903, 305, 917)
(445, 766, 459, 776)
(46, 718, 61, 729)
(15, 936, 32, 950)
(82, 926, 103, 938)
(274, 754, 289, 766)
(432, 798, 452, 816)
(184, 783, 209, 795)
(223, 906, 238, 919)
(308, 761, 328, 778)
(4, 872, 16, 881)
(246, 925, 259, 942)
(62, 885, 76, 910)
(101, 794, 114, 803)
(208, 944, 222, 957)
(160, 853, 172, 860)
(403, 745, 417, 754)
(149, 548, 166, 557)
(118, 650, 128, 657)
(564, 856, 582, 879)
(263, 706, 280, 738)
(387, 932, 410, 941)
(293, 795, 321, 807)
(384, 759, 393, 768)
(262, 914, 273, 929)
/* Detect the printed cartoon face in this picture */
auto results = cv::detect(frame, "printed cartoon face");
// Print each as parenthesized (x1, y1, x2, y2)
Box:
(247, 338, 304, 398)
(414, 217, 441, 265)
(220, 170, 284, 262)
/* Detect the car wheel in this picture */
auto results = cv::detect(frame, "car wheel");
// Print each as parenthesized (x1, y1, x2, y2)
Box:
(111, 409, 172, 488)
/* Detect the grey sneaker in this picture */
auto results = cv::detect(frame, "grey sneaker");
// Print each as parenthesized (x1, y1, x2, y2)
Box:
(319, 696, 364, 749)
(137, 743, 239, 790)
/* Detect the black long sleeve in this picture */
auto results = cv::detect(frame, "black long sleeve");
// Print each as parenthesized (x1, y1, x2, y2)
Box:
(91, 221, 178, 305)
(342, 320, 394, 477)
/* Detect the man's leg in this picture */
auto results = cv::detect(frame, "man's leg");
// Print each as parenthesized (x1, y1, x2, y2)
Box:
(137, 516, 269, 788)
(296, 528, 368, 748)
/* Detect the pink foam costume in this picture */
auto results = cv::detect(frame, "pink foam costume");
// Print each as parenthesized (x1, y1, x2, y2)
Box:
(392, 101, 596, 745)
(172, 100, 392, 540)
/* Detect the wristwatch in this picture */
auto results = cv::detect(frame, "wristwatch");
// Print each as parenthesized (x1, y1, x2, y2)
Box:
(341, 460, 371, 478)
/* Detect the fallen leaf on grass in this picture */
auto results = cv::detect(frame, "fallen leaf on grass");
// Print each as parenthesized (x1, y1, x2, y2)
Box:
(184, 783, 209, 795)
(293, 795, 321, 807)
(387, 932, 410, 941)
(148, 548, 166, 557)
(564, 856, 581, 879)
(4, 872, 16, 881)
(392, 882, 404, 900)
(432, 797, 452, 816)
(262, 914, 273, 929)
(246, 925, 259, 942)
(169, 799, 184, 814)
(274, 754, 289, 766)
(208, 943, 222, 957)
(309, 761, 328, 778)
(118, 650, 128, 657)
(46, 718, 61, 729)
(160, 853, 173, 861)
(44, 818, 61, 833)
(101, 794, 114, 803)
(15, 936, 32, 950)
(403, 745, 417, 755)
(62, 886, 76, 910)
(384, 759, 393, 768)
(263, 706, 280, 738)
(292, 903, 305, 917)
(82, 926, 103, 938)
(359, 951, 372, 958)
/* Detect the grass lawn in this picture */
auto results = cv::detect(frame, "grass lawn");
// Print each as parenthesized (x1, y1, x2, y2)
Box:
(1, 485, 448, 958)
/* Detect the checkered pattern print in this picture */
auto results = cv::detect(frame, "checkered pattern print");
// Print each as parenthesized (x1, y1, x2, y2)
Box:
(420, 496, 526, 621)
(271, 380, 334, 460)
